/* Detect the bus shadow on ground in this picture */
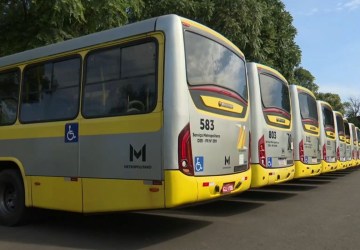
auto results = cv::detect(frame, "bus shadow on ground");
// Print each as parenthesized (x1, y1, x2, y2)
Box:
(163, 199, 264, 217)
(233, 189, 297, 202)
(260, 182, 318, 192)
(0, 210, 210, 250)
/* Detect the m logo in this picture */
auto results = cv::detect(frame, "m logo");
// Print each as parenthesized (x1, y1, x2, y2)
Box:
(130, 144, 146, 162)
(225, 156, 230, 165)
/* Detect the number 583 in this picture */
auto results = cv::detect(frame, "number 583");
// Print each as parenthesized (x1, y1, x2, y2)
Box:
(200, 119, 214, 130)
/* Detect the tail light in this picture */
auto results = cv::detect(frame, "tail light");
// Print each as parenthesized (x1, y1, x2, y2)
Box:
(258, 135, 266, 167)
(178, 123, 194, 176)
(336, 146, 340, 161)
(299, 140, 304, 163)
(323, 144, 327, 161)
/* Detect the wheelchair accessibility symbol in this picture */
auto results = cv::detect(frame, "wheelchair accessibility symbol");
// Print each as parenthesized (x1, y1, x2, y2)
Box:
(65, 123, 78, 143)
(195, 156, 204, 172)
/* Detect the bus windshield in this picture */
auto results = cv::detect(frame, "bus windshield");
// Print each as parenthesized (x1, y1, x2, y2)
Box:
(336, 114, 345, 136)
(184, 31, 247, 101)
(298, 92, 318, 122)
(322, 105, 334, 129)
(259, 74, 290, 113)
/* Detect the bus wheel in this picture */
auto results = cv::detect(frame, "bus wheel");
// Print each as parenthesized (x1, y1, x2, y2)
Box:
(0, 169, 26, 226)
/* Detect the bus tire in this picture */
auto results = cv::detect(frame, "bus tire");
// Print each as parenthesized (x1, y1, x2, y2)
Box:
(0, 169, 26, 226)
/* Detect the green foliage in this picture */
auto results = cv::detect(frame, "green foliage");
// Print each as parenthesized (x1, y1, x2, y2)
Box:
(293, 67, 319, 93)
(135, 0, 301, 80)
(0, 0, 142, 57)
(316, 92, 345, 114)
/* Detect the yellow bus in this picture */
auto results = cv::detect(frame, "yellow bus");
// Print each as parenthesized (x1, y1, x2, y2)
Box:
(247, 63, 295, 187)
(290, 85, 322, 178)
(317, 101, 337, 172)
(0, 15, 252, 226)
(343, 118, 353, 167)
(333, 111, 348, 169)
(349, 123, 358, 167)
(356, 127, 360, 166)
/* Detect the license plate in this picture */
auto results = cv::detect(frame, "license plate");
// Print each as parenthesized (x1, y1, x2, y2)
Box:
(221, 182, 235, 194)
(311, 157, 318, 163)
(278, 158, 286, 166)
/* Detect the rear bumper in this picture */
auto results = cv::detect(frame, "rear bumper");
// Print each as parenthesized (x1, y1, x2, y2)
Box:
(337, 160, 348, 170)
(294, 161, 322, 178)
(164, 169, 251, 208)
(321, 160, 338, 173)
(250, 164, 295, 188)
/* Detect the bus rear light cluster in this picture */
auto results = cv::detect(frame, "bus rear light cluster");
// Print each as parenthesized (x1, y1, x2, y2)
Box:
(258, 135, 266, 167)
(337, 146, 340, 161)
(178, 123, 194, 176)
(323, 144, 327, 161)
(299, 140, 304, 163)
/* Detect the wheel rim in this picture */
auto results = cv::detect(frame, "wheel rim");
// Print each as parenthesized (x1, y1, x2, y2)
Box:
(0, 183, 18, 214)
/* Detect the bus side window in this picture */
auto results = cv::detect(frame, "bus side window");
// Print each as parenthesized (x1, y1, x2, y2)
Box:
(83, 40, 157, 118)
(20, 57, 80, 123)
(0, 70, 19, 125)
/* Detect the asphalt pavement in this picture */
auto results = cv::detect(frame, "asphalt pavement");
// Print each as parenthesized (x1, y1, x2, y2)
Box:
(0, 167, 359, 250)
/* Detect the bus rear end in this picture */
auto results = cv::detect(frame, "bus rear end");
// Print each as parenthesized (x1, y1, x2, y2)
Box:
(357, 127, 360, 166)
(344, 119, 352, 167)
(159, 16, 251, 207)
(247, 63, 294, 188)
(290, 85, 321, 178)
(334, 111, 348, 169)
(317, 101, 337, 172)
(350, 123, 358, 167)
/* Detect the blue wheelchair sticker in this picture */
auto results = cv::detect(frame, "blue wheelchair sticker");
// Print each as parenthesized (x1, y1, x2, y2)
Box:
(195, 156, 204, 172)
(305, 156, 308, 164)
(267, 157, 272, 167)
(65, 123, 78, 143)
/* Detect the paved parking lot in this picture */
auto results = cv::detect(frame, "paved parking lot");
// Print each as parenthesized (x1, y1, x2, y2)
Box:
(0, 168, 359, 250)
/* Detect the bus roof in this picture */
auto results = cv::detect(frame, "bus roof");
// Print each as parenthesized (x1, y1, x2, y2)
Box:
(255, 63, 288, 84)
(294, 85, 317, 99)
(0, 16, 159, 68)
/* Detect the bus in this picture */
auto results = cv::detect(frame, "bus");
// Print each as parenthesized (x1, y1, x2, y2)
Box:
(247, 63, 294, 188)
(0, 14, 252, 226)
(343, 118, 353, 167)
(350, 123, 358, 167)
(333, 111, 348, 169)
(317, 101, 337, 172)
(356, 127, 360, 166)
(289, 85, 321, 178)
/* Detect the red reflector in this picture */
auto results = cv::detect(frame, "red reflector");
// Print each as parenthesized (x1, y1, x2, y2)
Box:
(149, 187, 159, 192)
(203, 182, 209, 187)
(245, 176, 248, 180)
(269, 172, 273, 176)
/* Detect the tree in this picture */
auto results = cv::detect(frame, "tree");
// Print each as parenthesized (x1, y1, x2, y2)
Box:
(256, 0, 301, 82)
(343, 97, 360, 127)
(292, 67, 319, 93)
(135, 0, 301, 80)
(0, 0, 143, 57)
(316, 92, 345, 114)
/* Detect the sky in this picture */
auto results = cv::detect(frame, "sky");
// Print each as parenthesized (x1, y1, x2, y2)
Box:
(282, 0, 360, 102)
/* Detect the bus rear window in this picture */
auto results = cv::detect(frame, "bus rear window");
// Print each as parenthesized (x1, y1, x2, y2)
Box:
(344, 121, 350, 136)
(336, 114, 345, 136)
(322, 106, 334, 128)
(298, 92, 318, 122)
(184, 31, 247, 101)
(259, 74, 290, 113)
